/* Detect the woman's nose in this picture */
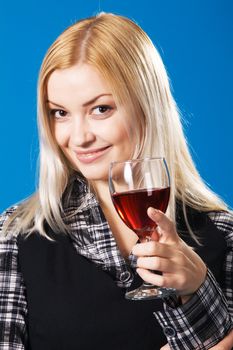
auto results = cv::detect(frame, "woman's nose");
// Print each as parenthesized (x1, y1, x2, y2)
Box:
(70, 115, 95, 147)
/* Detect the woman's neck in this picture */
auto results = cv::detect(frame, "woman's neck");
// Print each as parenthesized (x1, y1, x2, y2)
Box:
(91, 180, 138, 258)
(91, 180, 112, 208)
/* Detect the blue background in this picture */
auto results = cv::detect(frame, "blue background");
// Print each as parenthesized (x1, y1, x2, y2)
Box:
(1, 0, 232, 213)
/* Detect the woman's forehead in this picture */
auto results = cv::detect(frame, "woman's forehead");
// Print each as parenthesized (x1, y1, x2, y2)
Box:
(47, 64, 113, 105)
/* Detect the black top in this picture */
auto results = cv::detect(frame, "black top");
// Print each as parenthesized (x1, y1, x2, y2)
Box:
(17, 206, 227, 350)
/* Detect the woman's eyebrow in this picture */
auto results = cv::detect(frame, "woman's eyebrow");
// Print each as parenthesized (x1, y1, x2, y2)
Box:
(46, 93, 113, 109)
(46, 101, 65, 108)
(82, 93, 112, 107)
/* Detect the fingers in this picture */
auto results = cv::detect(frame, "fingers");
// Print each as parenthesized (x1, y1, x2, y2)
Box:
(137, 256, 175, 273)
(132, 240, 174, 258)
(132, 237, 207, 295)
(136, 265, 187, 290)
(136, 267, 165, 287)
(133, 207, 207, 296)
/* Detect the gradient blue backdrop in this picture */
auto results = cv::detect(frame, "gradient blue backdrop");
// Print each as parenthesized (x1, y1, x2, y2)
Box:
(1, 0, 232, 213)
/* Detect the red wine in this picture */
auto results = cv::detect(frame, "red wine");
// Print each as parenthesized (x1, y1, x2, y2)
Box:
(112, 187, 170, 240)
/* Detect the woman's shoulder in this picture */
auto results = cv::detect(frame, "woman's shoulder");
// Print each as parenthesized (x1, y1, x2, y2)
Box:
(0, 206, 22, 281)
(207, 210, 233, 242)
(0, 205, 19, 222)
(0, 204, 20, 242)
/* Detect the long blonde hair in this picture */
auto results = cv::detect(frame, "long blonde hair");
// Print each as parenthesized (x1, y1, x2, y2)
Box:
(2, 12, 227, 237)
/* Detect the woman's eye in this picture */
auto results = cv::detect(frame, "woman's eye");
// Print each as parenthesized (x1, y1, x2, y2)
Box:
(92, 105, 113, 116)
(50, 109, 67, 119)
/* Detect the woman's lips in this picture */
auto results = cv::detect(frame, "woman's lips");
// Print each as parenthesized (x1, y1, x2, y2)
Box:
(74, 146, 111, 164)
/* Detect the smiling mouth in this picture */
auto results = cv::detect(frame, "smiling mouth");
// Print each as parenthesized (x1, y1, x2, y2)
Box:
(74, 146, 111, 162)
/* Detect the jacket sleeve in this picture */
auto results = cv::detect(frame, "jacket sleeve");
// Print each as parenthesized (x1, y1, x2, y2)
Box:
(0, 207, 28, 349)
(153, 211, 233, 350)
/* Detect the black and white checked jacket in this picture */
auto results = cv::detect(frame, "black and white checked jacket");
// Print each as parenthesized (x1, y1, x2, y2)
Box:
(0, 177, 232, 349)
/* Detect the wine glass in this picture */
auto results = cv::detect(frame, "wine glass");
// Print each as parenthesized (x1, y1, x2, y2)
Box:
(109, 157, 176, 300)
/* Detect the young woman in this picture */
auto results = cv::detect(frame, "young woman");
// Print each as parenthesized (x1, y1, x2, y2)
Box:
(0, 13, 232, 350)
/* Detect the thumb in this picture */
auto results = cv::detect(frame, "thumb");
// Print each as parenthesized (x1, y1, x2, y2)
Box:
(160, 344, 171, 350)
(147, 207, 179, 244)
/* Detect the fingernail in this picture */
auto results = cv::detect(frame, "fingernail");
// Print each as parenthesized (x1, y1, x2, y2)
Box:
(148, 207, 160, 216)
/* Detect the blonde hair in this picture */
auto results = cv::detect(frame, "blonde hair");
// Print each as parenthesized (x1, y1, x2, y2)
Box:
(2, 12, 227, 238)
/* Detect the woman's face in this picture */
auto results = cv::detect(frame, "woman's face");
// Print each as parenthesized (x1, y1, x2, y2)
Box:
(47, 63, 134, 182)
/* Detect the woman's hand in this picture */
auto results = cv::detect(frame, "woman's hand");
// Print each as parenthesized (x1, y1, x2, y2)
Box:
(160, 328, 233, 350)
(132, 208, 207, 300)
